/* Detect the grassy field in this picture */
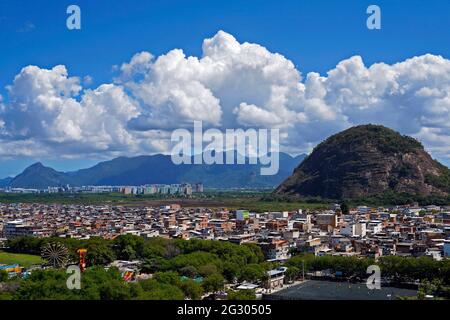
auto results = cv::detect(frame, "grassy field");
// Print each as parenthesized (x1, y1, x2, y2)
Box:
(0, 191, 330, 212)
(0, 251, 43, 268)
(0, 192, 152, 205)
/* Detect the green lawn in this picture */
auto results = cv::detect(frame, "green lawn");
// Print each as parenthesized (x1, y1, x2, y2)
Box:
(0, 251, 43, 268)
(0, 192, 330, 211)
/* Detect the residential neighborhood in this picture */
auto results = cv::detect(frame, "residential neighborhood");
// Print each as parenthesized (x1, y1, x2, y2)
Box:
(1, 202, 449, 266)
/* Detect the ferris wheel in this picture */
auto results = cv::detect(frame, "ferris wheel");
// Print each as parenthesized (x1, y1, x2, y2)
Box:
(41, 242, 70, 268)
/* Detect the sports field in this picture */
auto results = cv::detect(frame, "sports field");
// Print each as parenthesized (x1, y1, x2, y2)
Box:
(0, 251, 43, 268)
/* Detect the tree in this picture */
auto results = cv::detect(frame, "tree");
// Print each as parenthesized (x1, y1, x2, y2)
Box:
(0, 291, 13, 300)
(169, 251, 221, 270)
(113, 234, 144, 260)
(164, 243, 181, 259)
(142, 241, 166, 260)
(138, 279, 184, 300)
(242, 243, 265, 263)
(418, 279, 443, 300)
(340, 202, 350, 215)
(12, 266, 133, 300)
(86, 238, 115, 266)
(222, 262, 240, 283)
(0, 270, 8, 282)
(141, 257, 171, 273)
(239, 264, 266, 283)
(122, 245, 137, 261)
(13, 269, 78, 300)
(76, 266, 128, 300)
(198, 264, 218, 277)
(202, 273, 224, 293)
(227, 289, 256, 300)
(98, 280, 132, 300)
(181, 279, 203, 300)
(153, 271, 181, 287)
(180, 266, 198, 278)
(285, 267, 300, 282)
(6, 236, 44, 255)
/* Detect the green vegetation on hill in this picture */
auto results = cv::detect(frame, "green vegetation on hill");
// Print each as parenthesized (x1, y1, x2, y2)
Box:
(320, 124, 423, 155)
(265, 192, 450, 207)
(276, 124, 450, 202)
(425, 161, 450, 193)
(350, 191, 450, 206)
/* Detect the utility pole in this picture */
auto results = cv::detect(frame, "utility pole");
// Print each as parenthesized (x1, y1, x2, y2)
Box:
(302, 260, 305, 282)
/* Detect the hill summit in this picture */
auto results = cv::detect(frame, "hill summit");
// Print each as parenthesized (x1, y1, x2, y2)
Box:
(276, 125, 450, 200)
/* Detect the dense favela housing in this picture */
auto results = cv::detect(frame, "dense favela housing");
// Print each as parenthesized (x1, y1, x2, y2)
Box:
(1, 203, 449, 259)
(0, 201, 449, 299)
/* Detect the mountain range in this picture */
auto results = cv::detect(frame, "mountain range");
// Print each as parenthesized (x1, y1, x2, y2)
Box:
(5, 124, 450, 198)
(3, 153, 306, 189)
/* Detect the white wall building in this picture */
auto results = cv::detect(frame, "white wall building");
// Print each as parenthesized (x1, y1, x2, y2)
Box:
(367, 220, 383, 234)
(340, 222, 367, 237)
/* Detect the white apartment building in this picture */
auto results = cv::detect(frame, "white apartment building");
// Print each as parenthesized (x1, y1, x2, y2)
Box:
(340, 222, 367, 237)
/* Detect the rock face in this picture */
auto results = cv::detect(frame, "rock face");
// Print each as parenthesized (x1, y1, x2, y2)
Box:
(276, 125, 450, 199)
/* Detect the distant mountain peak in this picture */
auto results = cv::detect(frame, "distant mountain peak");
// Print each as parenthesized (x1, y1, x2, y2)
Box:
(10, 162, 68, 189)
(6, 152, 306, 189)
(27, 162, 45, 169)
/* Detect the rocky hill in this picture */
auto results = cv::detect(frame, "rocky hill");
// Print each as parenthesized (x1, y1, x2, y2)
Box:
(276, 125, 450, 200)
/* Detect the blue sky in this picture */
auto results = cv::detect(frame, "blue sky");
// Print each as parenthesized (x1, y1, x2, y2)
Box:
(0, 0, 449, 177)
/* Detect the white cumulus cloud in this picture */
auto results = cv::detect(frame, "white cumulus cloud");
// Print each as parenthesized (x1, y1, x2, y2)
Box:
(0, 31, 449, 165)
